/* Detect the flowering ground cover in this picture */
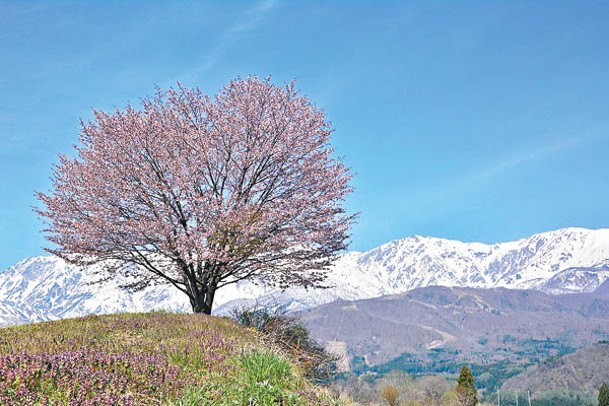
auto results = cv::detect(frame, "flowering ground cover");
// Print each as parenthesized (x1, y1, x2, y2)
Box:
(0, 312, 334, 405)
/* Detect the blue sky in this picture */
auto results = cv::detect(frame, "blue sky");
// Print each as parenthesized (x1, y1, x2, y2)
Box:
(1, 1, 609, 270)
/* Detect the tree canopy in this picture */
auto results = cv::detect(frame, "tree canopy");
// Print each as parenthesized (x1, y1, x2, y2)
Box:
(38, 77, 355, 314)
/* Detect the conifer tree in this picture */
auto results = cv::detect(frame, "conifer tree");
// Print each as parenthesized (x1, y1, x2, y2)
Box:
(456, 365, 478, 406)
(599, 382, 609, 406)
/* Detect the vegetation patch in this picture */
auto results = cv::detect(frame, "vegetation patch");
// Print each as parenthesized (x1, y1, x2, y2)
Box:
(0, 312, 334, 405)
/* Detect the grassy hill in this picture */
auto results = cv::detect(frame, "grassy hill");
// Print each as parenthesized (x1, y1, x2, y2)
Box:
(0, 312, 337, 405)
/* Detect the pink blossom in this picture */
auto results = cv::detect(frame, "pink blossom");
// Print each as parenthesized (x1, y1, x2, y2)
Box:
(38, 76, 355, 314)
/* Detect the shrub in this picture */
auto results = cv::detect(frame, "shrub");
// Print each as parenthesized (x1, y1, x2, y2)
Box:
(232, 305, 338, 383)
(380, 383, 400, 406)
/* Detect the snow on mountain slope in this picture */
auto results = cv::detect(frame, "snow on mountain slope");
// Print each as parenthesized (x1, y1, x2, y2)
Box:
(355, 227, 609, 292)
(0, 301, 54, 326)
(0, 251, 384, 326)
(1, 227, 609, 326)
(0, 256, 188, 325)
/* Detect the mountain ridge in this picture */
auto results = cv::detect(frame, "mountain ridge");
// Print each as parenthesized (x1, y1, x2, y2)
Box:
(2, 227, 609, 326)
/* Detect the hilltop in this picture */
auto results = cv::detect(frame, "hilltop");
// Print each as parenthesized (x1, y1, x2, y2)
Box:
(0, 312, 336, 405)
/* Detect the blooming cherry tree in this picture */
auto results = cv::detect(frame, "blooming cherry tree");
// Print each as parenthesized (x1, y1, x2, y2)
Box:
(38, 77, 354, 314)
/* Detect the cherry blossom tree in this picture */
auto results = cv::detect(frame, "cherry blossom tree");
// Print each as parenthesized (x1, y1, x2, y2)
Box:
(37, 77, 354, 314)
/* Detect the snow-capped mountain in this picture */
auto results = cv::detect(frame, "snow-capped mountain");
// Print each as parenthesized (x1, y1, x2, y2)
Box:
(1, 227, 609, 326)
(355, 227, 609, 293)
(0, 252, 384, 326)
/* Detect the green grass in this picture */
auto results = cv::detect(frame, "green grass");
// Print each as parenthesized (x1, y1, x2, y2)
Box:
(0, 312, 336, 405)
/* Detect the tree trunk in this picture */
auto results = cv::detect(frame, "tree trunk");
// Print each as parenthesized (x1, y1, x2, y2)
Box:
(188, 279, 218, 315)
(180, 261, 220, 315)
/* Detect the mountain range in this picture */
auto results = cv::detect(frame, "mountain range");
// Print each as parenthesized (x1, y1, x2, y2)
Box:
(298, 283, 609, 365)
(1, 227, 609, 326)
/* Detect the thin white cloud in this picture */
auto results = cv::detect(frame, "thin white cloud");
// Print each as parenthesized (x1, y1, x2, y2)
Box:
(410, 132, 604, 208)
(184, 0, 277, 79)
(457, 135, 592, 189)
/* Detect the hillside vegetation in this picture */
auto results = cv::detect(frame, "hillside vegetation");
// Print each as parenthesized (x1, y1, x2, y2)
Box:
(0, 312, 335, 405)
(502, 341, 609, 394)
